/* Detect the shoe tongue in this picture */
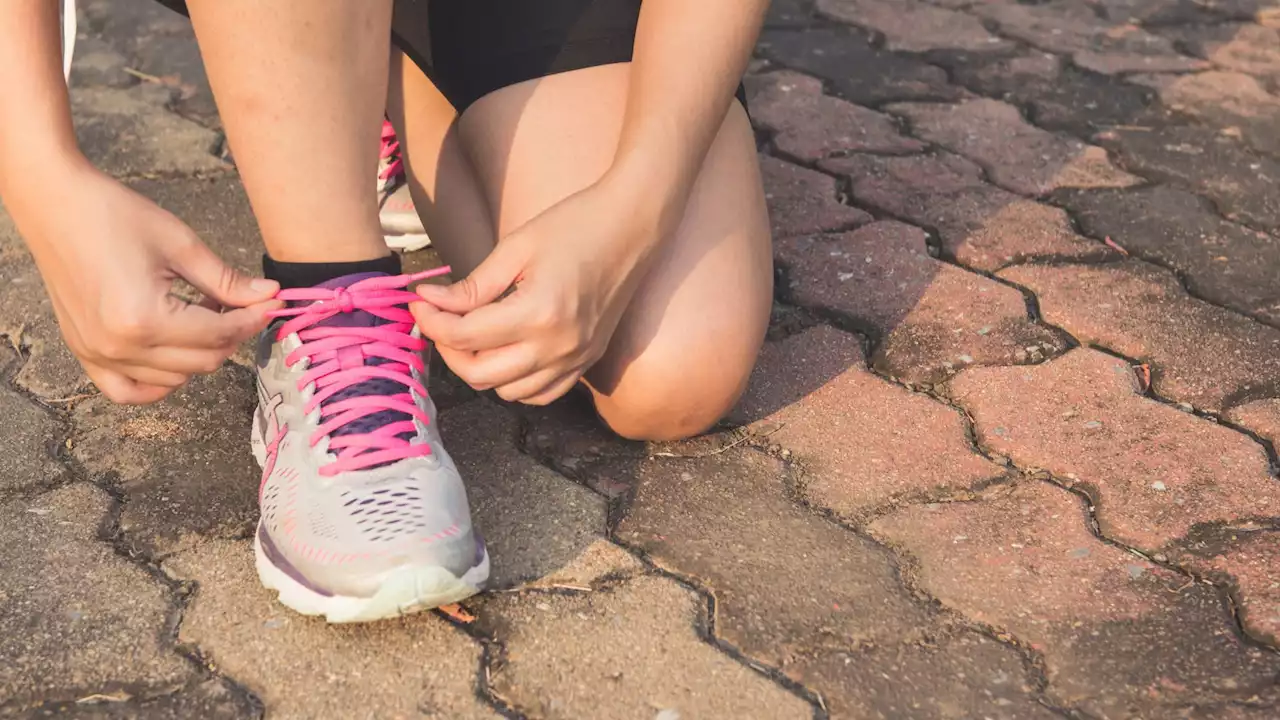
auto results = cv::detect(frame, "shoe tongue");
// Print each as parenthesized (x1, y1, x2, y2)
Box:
(309, 271, 394, 328)
(304, 270, 417, 463)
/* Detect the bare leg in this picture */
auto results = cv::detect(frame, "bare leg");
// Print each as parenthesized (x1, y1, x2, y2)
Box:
(184, 0, 393, 262)
(397, 62, 772, 440)
(385, 51, 496, 276)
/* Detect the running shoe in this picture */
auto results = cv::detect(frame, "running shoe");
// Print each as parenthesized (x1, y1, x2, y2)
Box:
(379, 120, 432, 252)
(251, 268, 487, 622)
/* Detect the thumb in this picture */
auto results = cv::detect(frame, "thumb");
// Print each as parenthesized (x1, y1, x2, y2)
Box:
(416, 240, 526, 313)
(169, 238, 278, 308)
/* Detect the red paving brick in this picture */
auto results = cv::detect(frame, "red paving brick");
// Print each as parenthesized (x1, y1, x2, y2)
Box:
(888, 99, 1141, 196)
(1186, 531, 1280, 645)
(730, 326, 1003, 521)
(973, 0, 1211, 74)
(1159, 23, 1280, 80)
(871, 481, 1280, 717)
(822, 152, 1119, 270)
(815, 0, 1014, 52)
(19, 0, 1280, 715)
(760, 155, 872, 238)
(747, 70, 925, 162)
(1150, 71, 1280, 156)
(948, 349, 1280, 555)
(776, 222, 1065, 382)
(1228, 399, 1280, 447)
(1002, 261, 1280, 413)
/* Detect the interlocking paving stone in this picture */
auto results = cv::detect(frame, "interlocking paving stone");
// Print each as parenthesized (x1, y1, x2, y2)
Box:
(439, 400, 607, 588)
(475, 576, 813, 720)
(973, 0, 1211, 74)
(822, 152, 1118, 270)
(1057, 185, 1280, 325)
(1002, 261, 1280, 412)
(776, 222, 1065, 381)
(70, 84, 227, 178)
(1228, 398, 1280, 446)
(945, 51, 1161, 136)
(759, 156, 872, 238)
(1091, 0, 1229, 24)
(747, 71, 926, 162)
(1096, 124, 1280, 233)
(948, 349, 1280, 554)
(1, 484, 191, 711)
(872, 481, 1280, 717)
(614, 450, 1054, 718)
(1160, 23, 1280, 82)
(163, 539, 497, 720)
(1147, 71, 1280, 157)
(765, 0, 816, 27)
(888, 99, 1141, 196)
(54, 679, 256, 719)
(1183, 530, 1280, 645)
(0, 213, 89, 401)
(756, 27, 961, 106)
(0, 347, 70, 497)
(729, 326, 1003, 520)
(71, 367, 260, 558)
(815, 0, 1014, 52)
(519, 393, 648, 501)
(81, 0, 218, 127)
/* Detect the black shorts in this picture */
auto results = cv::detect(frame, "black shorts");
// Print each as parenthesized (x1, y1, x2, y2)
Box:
(157, 0, 747, 113)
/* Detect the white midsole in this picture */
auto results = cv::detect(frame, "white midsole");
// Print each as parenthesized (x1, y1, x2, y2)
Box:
(249, 408, 487, 623)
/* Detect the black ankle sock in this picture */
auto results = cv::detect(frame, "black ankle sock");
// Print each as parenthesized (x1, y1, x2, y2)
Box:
(262, 253, 402, 289)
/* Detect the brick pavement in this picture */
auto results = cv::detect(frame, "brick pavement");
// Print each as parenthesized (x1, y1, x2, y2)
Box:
(3, 0, 1280, 717)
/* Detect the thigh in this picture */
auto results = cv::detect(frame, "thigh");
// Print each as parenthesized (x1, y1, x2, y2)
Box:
(386, 50, 497, 275)
(459, 63, 772, 439)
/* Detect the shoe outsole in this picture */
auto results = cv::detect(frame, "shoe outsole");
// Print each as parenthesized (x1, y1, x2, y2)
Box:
(250, 412, 486, 623)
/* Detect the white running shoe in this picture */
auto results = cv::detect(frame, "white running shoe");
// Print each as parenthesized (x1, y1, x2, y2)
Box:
(251, 268, 487, 622)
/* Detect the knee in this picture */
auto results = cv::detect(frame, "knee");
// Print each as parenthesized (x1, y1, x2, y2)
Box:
(592, 365, 750, 442)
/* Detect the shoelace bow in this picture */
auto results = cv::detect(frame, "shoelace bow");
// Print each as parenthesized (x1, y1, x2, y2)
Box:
(378, 120, 404, 191)
(268, 268, 450, 475)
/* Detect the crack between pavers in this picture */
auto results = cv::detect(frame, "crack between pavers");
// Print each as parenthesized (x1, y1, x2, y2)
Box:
(935, 371, 1280, 660)
(428, 606, 530, 720)
(5, 343, 270, 717)
(511, 417, 831, 720)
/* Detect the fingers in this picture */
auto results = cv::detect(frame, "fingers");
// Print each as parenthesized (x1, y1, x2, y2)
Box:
(151, 296, 280, 349)
(415, 239, 526, 314)
(130, 346, 234, 376)
(168, 236, 279, 308)
(495, 368, 582, 406)
(435, 342, 540, 391)
(85, 364, 178, 405)
(411, 296, 531, 352)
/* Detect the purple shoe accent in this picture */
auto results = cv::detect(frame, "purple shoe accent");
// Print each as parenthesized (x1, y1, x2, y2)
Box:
(258, 523, 333, 597)
(298, 271, 418, 451)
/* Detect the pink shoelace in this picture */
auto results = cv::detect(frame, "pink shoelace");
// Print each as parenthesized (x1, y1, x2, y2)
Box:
(379, 120, 404, 189)
(268, 268, 450, 475)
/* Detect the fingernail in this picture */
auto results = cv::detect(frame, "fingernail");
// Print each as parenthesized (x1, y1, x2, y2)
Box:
(251, 278, 278, 293)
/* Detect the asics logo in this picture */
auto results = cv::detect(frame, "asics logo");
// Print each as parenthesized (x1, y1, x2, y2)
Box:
(256, 377, 286, 497)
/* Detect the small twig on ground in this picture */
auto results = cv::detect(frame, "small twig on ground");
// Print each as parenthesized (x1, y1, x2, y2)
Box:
(46, 392, 101, 405)
(76, 692, 131, 704)
(122, 67, 164, 84)
(649, 424, 784, 459)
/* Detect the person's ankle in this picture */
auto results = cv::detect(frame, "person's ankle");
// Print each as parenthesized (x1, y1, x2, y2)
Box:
(262, 252, 401, 290)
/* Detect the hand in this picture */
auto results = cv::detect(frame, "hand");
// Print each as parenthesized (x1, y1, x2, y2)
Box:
(412, 174, 668, 406)
(17, 164, 281, 404)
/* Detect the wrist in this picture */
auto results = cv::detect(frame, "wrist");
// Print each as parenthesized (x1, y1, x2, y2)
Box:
(604, 150, 695, 237)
